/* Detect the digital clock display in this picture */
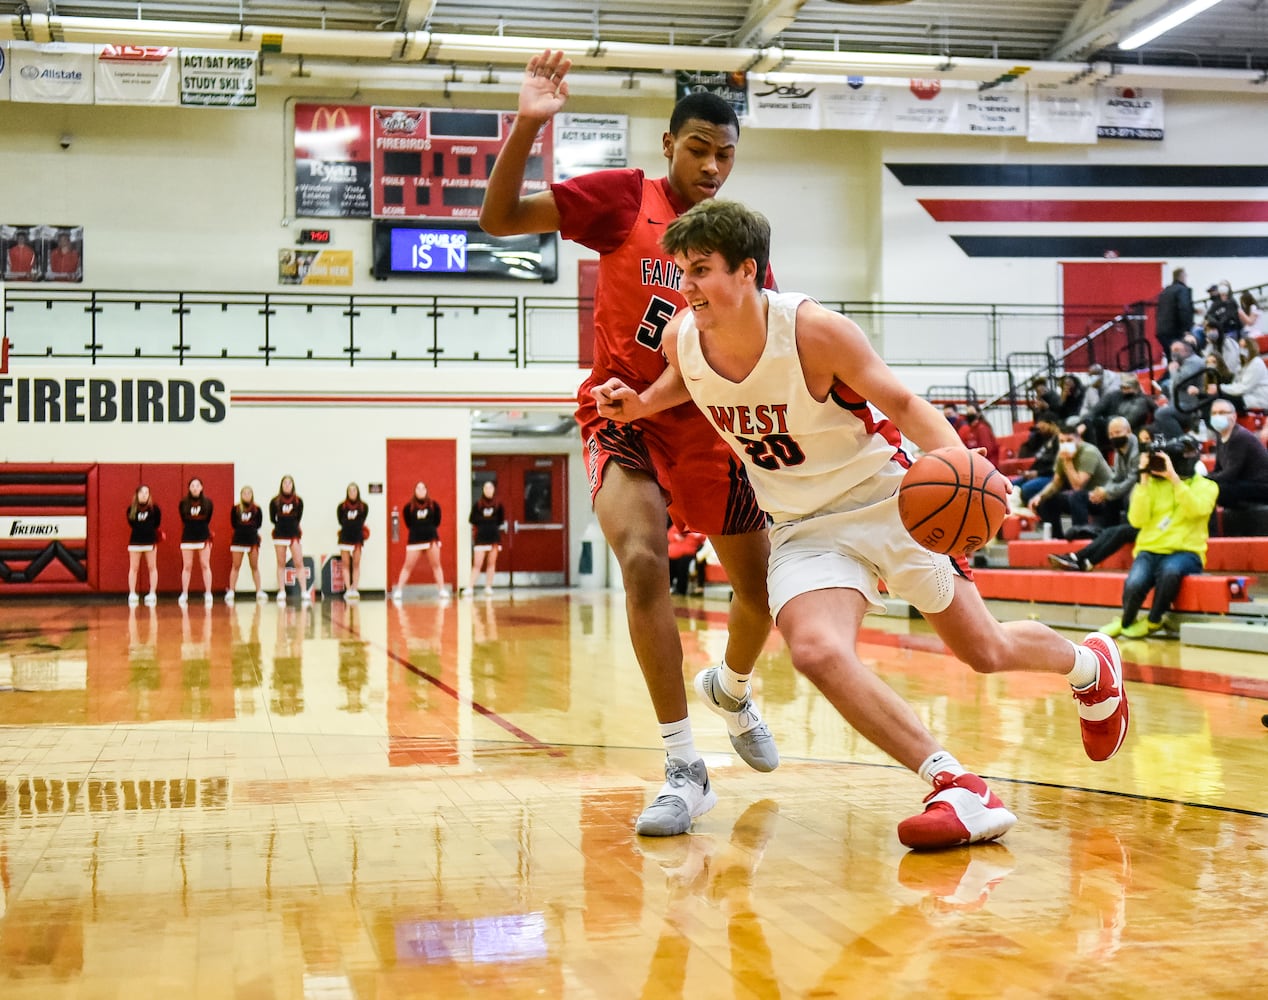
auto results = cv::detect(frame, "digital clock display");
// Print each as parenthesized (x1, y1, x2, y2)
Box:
(299, 229, 332, 244)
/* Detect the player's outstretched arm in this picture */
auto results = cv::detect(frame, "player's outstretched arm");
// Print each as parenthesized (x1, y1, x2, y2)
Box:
(799, 302, 963, 455)
(480, 50, 572, 236)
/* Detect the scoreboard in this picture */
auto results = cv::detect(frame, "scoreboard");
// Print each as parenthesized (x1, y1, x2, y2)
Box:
(370, 107, 554, 220)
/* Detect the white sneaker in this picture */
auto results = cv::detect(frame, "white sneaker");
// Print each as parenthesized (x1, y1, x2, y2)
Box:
(694, 667, 780, 772)
(144, 593, 157, 607)
(127, 592, 140, 607)
(391, 587, 403, 603)
(345, 588, 359, 601)
(256, 590, 268, 603)
(483, 586, 494, 597)
(204, 592, 214, 606)
(224, 589, 235, 605)
(276, 590, 287, 604)
(635, 758, 717, 837)
(177, 592, 189, 607)
(301, 590, 312, 605)
(437, 586, 451, 599)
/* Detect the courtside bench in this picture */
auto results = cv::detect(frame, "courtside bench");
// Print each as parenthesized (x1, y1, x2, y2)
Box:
(971, 567, 1253, 614)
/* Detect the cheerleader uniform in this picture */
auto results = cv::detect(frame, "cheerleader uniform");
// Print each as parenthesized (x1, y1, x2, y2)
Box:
(178, 495, 214, 550)
(337, 499, 369, 552)
(469, 497, 505, 553)
(270, 493, 304, 542)
(404, 497, 442, 550)
(127, 502, 162, 552)
(229, 503, 263, 552)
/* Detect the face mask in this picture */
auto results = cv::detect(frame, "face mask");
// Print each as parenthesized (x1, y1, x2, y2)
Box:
(1059, 442, 1077, 456)
(1210, 414, 1234, 433)
(1108, 436, 1129, 450)
(965, 412, 979, 423)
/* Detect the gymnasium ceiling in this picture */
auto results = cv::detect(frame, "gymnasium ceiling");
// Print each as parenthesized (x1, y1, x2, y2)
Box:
(3, 1, 1268, 88)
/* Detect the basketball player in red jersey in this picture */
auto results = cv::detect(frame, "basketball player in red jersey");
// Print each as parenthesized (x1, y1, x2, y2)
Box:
(595, 200, 1130, 850)
(481, 51, 777, 837)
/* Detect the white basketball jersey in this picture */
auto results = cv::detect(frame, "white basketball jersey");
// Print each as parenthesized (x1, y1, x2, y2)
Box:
(676, 290, 905, 522)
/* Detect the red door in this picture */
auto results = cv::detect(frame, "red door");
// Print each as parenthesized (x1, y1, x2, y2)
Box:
(385, 440, 457, 592)
(470, 454, 568, 587)
(1061, 261, 1164, 370)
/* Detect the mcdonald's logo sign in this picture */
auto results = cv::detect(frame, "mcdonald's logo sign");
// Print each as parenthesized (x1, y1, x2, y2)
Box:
(310, 105, 352, 131)
(295, 103, 370, 161)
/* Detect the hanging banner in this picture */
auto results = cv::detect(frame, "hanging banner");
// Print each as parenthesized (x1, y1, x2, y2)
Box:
(1096, 86, 1164, 141)
(0, 43, 9, 102)
(553, 113, 628, 180)
(9, 42, 94, 105)
(95, 45, 179, 106)
(888, 80, 962, 134)
(294, 103, 372, 218)
(745, 79, 820, 130)
(963, 86, 1027, 136)
(278, 249, 354, 286)
(1027, 85, 1098, 144)
(180, 49, 257, 108)
(370, 107, 552, 220)
(819, 78, 892, 131)
(676, 70, 748, 121)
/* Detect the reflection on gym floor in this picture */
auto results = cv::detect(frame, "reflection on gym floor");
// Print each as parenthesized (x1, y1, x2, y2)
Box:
(1, 593, 1265, 997)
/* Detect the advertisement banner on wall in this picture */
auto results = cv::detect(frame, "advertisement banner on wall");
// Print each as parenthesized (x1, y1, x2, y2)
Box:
(819, 78, 891, 131)
(180, 49, 257, 107)
(1096, 86, 1164, 141)
(676, 70, 748, 120)
(553, 113, 627, 180)
(0, 43, 9, 101)
(95, 45, 179, 106)
(278, 249, 354, 286)
(745, 79, 820, 129)
(9, 42, 94, 105)
(370, 107, 552, 220)
(889, 80, 963, 134)
(294, 103, 373, 218)
(963, 86, 1027, 136)
(1027, 85, 1099, 144)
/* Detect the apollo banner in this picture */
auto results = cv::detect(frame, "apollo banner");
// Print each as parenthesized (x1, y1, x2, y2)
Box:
(9, 42, 94, 105)
(1096, 86, 1164, 141)
(1027, 85, 1099, 144)
(294, 103, 372, 217)
(95, 45, 179, 106)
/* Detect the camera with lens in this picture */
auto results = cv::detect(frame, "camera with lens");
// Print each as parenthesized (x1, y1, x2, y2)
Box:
(1146, 435, 1200, 476)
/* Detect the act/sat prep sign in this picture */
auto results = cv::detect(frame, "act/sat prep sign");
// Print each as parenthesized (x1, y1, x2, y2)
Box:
(180, 49, 257, 107)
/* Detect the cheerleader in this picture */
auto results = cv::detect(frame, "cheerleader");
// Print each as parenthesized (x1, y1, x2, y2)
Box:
(392, 481, 449, 602)
(177, 477, 214, 607)
(270, 475, 310, 604)
(126, 484, 162, 606)
(336, 483, 369, 600)
(468, 480, 505, 597)
(226, 485, 266, 604)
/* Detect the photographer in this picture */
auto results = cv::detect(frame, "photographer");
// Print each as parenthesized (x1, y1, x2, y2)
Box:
(1098, 436, 1219, 639)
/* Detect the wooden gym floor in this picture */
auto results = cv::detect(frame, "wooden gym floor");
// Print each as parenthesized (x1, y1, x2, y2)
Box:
(1, 591, 1266, 998)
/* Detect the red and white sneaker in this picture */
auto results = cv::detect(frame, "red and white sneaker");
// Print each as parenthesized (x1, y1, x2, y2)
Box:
(897, 772, 1017, 851)
(1073, 633, 1130, 762)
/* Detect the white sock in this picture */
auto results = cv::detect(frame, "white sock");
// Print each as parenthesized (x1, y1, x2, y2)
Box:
(660, 719, 700, 764)
(1067, 641, 1100, 689)
(717, 660, 751, 702)
(918, 751, 966, 784)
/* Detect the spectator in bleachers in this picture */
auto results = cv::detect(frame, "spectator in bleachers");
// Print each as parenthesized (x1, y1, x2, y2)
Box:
(1028, 422, 1113, 540)
(1079, 364, 1121, 416)
(942, 403, 964, 430)
(1208, 399, 1268, 509)
(1054, 374, 1086, 423)
(957, 404, 999, 465)
(1082, 375, 1155, 451)
(1239, 291, 1262, 338)
(1203, 318, 1240, 386)
(1048, 419, 1141, 572)
(1206, 281, 1241, 339)
(1028, 376, 1060, 416)
(1208, 335, 1268, 415)
(1152, 339, 1208, 439)
(1098, 436, 1218, 639)
(1012, 409, 1059, 506)
(1155, 268, 1193, 363)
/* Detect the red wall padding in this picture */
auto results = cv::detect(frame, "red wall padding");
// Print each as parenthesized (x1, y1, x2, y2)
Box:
(385, 440, 457, 591)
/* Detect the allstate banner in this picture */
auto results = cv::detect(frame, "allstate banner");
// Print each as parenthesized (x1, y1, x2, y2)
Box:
(1096, 86, 1163, 141)
(95, 45, 179, 106)
(819, 78, 891, 131)
(9, 42, 94, 105)
(745, 79, 820, 129)
(1027, 85, 1099, 144)
(294, 103, 372, 217)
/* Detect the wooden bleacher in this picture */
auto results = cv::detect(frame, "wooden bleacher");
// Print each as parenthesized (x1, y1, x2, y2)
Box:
(971, 567, 1253, 615)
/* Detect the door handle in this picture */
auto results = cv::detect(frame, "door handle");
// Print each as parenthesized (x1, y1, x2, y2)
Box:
(513, 522, 563, 530)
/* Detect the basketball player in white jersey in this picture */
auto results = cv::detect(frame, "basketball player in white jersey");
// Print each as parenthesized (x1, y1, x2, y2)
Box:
(593, 199, 1129, 850)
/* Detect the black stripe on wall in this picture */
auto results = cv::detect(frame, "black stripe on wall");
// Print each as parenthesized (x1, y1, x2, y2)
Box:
(951, 236, 1268, 258)
(888, 164, 1268, 187)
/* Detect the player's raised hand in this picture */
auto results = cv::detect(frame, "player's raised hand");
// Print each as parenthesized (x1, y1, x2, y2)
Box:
(591, 377, 643, 422)
(520, 50, 572, 119)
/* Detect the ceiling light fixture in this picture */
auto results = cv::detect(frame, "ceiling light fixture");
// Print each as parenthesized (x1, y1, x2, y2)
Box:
(1119, 0, 1226, 51)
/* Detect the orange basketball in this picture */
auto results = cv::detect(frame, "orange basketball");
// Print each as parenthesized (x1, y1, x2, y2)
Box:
(898, 448, 1009, 556)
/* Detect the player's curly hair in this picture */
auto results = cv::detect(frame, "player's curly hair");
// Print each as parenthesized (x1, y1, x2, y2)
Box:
(661, 199, 769, 284)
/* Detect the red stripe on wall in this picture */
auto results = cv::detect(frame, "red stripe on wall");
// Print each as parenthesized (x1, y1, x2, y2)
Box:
(918, 199, 1268, 223)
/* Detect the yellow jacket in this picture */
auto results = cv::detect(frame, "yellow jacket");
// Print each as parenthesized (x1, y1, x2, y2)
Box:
(1128, 472, 1220, 563)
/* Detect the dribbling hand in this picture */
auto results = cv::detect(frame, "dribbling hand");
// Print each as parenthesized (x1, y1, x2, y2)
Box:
(591, 378, 642, 422)
(520, 50, 572, 119)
